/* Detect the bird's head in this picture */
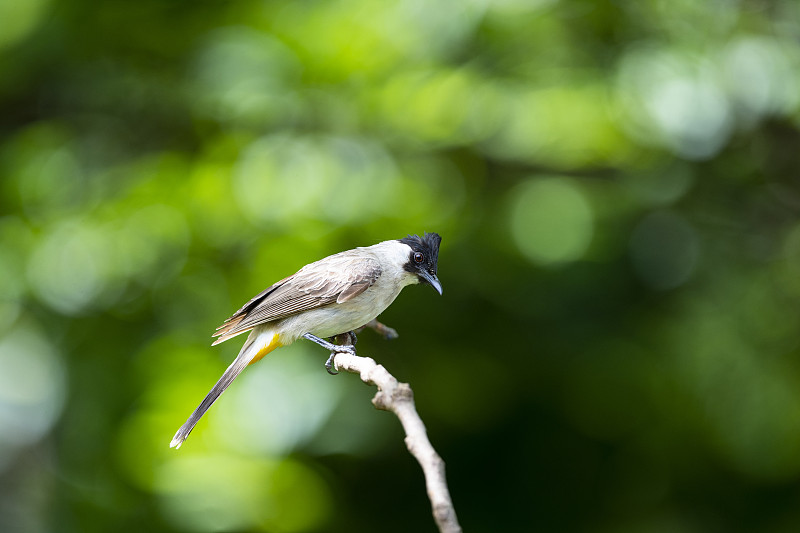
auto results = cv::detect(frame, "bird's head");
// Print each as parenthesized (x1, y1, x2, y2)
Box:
(398, 232, 443, 295)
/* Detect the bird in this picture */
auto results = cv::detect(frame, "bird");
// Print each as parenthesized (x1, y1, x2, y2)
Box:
(170, 232, 442, 449)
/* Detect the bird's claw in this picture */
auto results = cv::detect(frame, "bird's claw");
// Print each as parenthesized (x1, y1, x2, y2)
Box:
(303, 332, 357, 376)
(324, 343, 356, 375)
(325, 353, 338, 375)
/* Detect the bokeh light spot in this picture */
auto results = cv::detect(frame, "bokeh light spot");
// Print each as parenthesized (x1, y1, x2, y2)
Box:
(0, 326, 65, 471)
(27, 220, 114, 314)
(616, 47, 734, 159)
(214, 350, 343, 456)
(191, 27, 302, 127)
(233, 134, 400, 228)
(509, 177, 594, 266)
(722, 36, 800, 122)
(156, 454, 330, 533)
(0, 0, 49, 50)
(646, 76, 731, 159)
(117, 204, 191, 285)
(157, 454, 274, 532)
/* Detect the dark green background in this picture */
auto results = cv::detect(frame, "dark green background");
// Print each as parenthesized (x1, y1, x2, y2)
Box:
(2, 0, 800, 531)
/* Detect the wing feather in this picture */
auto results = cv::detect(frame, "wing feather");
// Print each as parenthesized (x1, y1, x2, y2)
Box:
(212, 254, 382, 344)
(337, 280, 372, 303)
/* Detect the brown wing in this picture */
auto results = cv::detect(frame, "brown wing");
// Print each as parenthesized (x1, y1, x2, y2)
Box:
(211, 253, 382, 345)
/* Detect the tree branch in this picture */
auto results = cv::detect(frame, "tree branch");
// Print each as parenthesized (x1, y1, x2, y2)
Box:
(330, 350, 462, 533)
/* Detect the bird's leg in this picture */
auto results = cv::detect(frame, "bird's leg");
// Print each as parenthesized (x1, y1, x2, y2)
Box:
(355, 319, 399, 340)
(303, 332, 357, 375)
(334, 330, 357, 346)
(327, 331, 360, 374)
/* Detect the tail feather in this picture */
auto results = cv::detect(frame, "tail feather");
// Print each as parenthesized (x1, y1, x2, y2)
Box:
(170, 330, 279, 449)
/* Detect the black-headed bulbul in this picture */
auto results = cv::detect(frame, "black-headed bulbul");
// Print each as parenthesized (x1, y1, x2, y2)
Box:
(170, 232, 442, 448)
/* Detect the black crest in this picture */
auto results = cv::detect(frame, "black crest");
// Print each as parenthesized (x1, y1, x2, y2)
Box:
(399, 232, 442, 275)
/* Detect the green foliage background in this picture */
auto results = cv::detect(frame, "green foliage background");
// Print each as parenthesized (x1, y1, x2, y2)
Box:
(3, 0, 800, 531)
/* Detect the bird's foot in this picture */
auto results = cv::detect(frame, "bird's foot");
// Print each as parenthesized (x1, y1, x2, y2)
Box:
(303, 332, 357, 375)
(323, 353, 339, 375)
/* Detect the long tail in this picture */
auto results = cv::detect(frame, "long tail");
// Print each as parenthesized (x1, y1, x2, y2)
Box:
(170, 329, 281, 449)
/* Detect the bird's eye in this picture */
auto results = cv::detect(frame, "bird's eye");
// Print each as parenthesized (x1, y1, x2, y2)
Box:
(413, 252, 424, 263)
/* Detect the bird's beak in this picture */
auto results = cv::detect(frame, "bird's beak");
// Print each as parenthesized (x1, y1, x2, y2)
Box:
(419, 271, 443, 295)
